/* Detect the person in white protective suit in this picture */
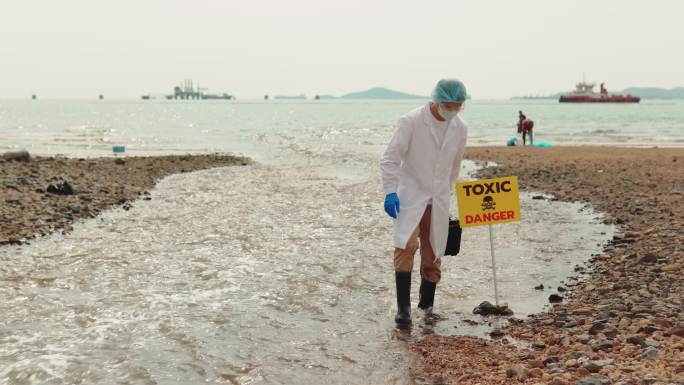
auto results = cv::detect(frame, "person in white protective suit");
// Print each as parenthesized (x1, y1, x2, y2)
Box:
(380, 79, 468, 324)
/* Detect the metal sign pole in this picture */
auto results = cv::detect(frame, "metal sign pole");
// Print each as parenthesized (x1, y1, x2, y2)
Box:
(488, 223, 500, 307)
(457, 176, 521, 310)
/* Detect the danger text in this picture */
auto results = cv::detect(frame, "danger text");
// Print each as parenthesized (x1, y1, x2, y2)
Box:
(464, 210, 516, 224)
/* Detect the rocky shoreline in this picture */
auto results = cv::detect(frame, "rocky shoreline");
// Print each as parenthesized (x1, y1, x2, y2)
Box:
(0, 153, 249, 245)
(412, 147, 683, 385)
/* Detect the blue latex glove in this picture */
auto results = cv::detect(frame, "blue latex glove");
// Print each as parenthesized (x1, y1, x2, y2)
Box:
(384, 193, 400, 219)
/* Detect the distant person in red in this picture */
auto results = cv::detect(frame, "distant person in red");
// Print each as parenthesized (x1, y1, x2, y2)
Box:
(517, 111, 526, 134)
(517, 111, 533, 146)
(521, 117, 534, 146)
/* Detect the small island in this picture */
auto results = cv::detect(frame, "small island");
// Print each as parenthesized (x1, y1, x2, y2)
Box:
(313, 87, 428, 100)
(339, 87, 427, 100)
(621, 87, 684, 99)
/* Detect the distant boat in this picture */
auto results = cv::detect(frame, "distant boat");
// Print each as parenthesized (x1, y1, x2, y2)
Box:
(142, 80, 233, 100)
(559, 81, 640, 103)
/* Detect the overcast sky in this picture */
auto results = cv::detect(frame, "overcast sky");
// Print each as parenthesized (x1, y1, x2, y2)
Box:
(0, 0, 681, 99)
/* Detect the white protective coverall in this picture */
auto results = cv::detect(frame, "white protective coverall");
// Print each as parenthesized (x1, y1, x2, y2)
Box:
(380, 104, 468, 260)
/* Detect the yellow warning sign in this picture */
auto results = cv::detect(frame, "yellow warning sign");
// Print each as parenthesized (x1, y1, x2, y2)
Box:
(456, 176, 521, 228)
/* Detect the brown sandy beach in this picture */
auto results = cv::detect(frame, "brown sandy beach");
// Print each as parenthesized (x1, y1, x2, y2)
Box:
(1, 148, 682, 384)
(413, 147, 683, 385)
(0, 154, 248, 245)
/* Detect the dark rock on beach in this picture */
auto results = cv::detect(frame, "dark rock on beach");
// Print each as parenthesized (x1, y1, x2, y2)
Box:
(549, 294, 564, 303)
(46, 180, 74, 195)
(1, 150, 31, 162)
(473, 301, 514, 316)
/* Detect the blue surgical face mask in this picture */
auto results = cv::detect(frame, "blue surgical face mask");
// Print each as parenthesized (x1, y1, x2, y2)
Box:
(438, 105, 459, 121)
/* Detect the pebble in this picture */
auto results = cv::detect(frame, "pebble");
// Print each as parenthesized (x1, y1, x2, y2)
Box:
(619, 317, 632, 328)
(626, 334, 646, 346)
(549, 294, 563, 303)
(46, 180, 74, 195)
(528, 359, 544, 368)
(588, 322, 606, 335)
(638, 253, 658, 263)
(639, 346, 659, 360)
(506, 364, 527, 380)
(1, 150, 30, 162)
(584, 359, 614, 373)
(576, 375, 610, 385)
(472, 301, 513, 316)
(591, 339, 613, 352)
(574, 307, 593, 315)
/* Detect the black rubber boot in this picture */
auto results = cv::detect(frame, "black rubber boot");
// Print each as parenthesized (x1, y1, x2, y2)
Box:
(394, 272, 412, 324)
(418, 278, 437, 313)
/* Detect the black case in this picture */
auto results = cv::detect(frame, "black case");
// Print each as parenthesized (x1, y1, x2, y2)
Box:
(444, 218, 462, 256)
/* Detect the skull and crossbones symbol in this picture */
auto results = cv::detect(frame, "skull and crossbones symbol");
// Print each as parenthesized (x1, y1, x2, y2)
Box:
(481, 195, 496, 211)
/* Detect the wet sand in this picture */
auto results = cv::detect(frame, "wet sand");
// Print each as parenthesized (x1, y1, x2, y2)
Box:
(413, 147, 683, 385)
(0, 154, 248, 244)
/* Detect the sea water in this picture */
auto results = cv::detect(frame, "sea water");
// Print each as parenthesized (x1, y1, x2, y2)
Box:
(0, 99, 683, 161)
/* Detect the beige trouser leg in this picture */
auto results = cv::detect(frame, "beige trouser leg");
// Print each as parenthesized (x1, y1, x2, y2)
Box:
(393, 205, 442, 283)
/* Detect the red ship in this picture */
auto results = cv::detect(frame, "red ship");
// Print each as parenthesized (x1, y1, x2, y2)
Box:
(559, 81, 640, 103)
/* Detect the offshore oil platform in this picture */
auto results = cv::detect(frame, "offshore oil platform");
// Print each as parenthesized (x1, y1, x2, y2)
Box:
(141, 79, 233, 100)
